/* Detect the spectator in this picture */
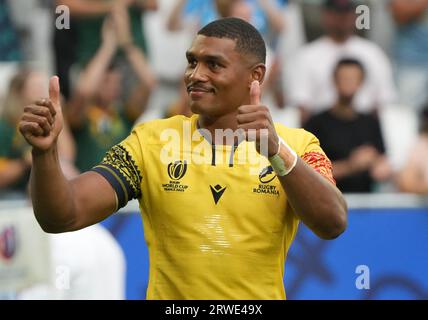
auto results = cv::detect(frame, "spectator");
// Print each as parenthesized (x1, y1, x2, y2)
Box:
(304, 58, 391, 193)
(397, 106, 428, 194)
(67, 6, 155, 172)
(57, 0, 158, 66)
(391, 0, 428, 111)
(0, 69, 78, 192)
(287, 0, 396, 123)
(54, 0, 157, 98)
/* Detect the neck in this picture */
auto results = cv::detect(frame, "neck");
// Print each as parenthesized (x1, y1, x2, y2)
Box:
(198, 111, 240, 145)
(331, 98, 356, 119)
(328, 34, 350, 44)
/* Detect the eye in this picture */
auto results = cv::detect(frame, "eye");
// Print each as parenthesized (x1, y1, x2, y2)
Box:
(208, 61, 222, 70)
(187, 58, 197, 68)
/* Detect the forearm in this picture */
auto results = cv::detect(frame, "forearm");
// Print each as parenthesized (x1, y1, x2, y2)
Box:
(332, 159, 354, 179)
(124, 44, 156, 90)
(57, 0, 113, 17)
(78, 43, 117, 97)
(273, 146, 347, 239)
(66, 93, 89, 129)
(30, 146, 77, 233)
(120, 44, 155, 120)
(125, 85, 151, 121)
(67, 42, 117, 126)
(239, 82, 346, 239)
(20, 76, 117, 233)
(167, 0, 187, 31)
(258, 0, 285, 33)
(391, 0, 428, 24)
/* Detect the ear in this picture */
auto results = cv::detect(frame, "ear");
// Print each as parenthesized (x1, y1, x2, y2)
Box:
(250, 64, 266, 87)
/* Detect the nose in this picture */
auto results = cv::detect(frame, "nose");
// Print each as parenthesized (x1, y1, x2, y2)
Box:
(186, 63, 208, 83)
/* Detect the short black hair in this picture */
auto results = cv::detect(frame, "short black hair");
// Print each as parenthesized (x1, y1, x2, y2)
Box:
(197, 17, 266, 64)
(334, 57, 366, 79)
(323, 0, 357, 12)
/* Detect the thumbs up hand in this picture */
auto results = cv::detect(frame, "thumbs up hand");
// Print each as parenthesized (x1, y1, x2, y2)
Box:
(19, 76, 64, 153)
(237, 80, 279, 158)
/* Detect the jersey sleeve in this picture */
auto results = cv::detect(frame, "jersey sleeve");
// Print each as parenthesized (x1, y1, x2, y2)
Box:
(300, 132, 336, 185)
(91, 128, 144, 211)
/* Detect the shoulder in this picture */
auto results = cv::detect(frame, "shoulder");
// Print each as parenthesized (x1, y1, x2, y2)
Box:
(274, 123, 320, 155)
(131, 115, 192, 143)
(349, 36, 388, 58)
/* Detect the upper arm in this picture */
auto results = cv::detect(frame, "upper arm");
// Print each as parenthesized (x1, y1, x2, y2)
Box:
(68, 126, 145, 231)
(276, 125, 335, 185)
(90, 127, 144, 206)
(69, 171, 118, 231)
(299, 131, 336, 186)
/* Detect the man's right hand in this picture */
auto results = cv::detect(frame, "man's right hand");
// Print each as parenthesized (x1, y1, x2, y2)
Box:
(19, 76, 63, 153)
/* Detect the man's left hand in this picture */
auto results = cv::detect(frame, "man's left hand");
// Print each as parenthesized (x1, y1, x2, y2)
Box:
(237, 80, 279, 158)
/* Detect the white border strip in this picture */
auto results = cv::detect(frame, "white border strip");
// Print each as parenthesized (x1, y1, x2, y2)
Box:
(1, 194, 428, 213)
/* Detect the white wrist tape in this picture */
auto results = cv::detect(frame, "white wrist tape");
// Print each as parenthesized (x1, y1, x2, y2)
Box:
(268, 137, 298, 176)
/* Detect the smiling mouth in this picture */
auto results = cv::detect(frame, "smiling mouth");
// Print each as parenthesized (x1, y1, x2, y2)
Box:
(187, 85, 215, 94)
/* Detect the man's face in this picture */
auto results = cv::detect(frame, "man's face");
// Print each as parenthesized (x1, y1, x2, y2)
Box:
(184, 35, 253, 117)
(322, 10, 356, 40)
(335, 65, 364, 100)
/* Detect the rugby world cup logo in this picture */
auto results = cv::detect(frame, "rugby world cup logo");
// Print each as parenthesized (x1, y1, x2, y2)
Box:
(0, 226, 17, 261)
(168, 160, 188, 181)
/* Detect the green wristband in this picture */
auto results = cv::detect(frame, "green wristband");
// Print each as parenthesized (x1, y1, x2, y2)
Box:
(268, 139, 298, 176)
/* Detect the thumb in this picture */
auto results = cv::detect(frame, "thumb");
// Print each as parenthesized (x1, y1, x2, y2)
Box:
(49, 76, 61, 108)
(250, 80, 261, 105)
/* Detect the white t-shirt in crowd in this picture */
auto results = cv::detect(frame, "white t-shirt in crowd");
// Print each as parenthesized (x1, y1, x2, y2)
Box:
(286, 35, 397, 114)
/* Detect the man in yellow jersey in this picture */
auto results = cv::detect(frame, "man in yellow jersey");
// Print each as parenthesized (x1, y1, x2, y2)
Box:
(19, 17, 347, 299)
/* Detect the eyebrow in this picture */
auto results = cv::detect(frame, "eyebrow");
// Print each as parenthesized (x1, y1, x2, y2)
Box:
(185, 51, 229, 64)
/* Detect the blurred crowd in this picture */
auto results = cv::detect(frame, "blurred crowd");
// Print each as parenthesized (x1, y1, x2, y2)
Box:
(1, 0, 428, 195)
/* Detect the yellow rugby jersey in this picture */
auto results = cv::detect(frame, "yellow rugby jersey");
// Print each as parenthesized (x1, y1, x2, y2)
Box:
(92, 114, 334, 300)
